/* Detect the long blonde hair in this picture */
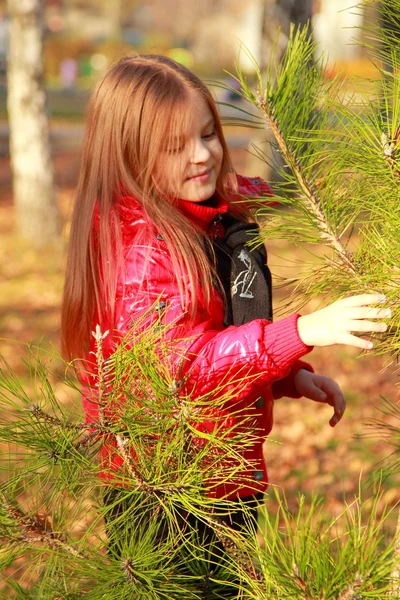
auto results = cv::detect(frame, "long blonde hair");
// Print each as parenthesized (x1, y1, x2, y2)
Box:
(61, 54, 249, 361)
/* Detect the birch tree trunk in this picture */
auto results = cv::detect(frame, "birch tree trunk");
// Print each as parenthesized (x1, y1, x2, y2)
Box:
(7, 0, 60, 245)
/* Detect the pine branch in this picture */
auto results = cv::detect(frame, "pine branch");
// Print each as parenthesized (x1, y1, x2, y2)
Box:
(115, 434, 190, 495)
(1, 492, 85, 559)
(256, 91, 359, 277)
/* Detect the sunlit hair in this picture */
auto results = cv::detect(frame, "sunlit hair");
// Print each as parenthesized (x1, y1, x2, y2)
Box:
(61, 54, 251, 361)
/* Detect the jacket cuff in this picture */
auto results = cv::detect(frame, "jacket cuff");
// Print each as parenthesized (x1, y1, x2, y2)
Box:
(263, 313, 313, 370)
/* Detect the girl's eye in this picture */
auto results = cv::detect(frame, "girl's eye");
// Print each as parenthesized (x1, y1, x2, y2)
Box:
(202, 129, 217, 140)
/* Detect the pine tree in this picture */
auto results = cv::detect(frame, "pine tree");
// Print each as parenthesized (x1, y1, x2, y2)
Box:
(2, 1, 400, 597)
(232, 2, 400, 362)
(0, 331, 397, 598)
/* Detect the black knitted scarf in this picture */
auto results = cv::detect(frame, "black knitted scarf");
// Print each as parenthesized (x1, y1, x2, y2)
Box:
(213, 214, 273, 327)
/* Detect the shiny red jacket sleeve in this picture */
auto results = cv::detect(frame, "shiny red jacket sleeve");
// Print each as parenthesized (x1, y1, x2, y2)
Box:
(114, 240, 313, 404)
(180, 315, 312, 402)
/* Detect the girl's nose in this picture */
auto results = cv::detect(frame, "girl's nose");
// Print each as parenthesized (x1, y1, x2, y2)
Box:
(190, 138, 211, 163)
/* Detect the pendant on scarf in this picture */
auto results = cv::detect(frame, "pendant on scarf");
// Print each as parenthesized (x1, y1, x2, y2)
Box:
(231, 249, 256, 299)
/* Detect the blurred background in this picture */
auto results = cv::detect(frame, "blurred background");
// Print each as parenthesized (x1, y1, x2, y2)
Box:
(0, 0, 380, 85)
(0, 0, 377, 87)
(0, 0, 398, 518)
(0, 0, 383, 169)
(0, 0, 384, 197)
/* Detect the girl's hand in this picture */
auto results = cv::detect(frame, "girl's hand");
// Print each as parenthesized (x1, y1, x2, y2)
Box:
(294, 369, 346, 427)
(297, 294, 391, 349)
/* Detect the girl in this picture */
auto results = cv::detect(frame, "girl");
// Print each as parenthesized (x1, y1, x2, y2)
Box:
(61, 54, 390, 585)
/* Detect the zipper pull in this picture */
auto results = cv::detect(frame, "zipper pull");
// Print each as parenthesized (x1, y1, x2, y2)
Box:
(209, 213, 223, 238)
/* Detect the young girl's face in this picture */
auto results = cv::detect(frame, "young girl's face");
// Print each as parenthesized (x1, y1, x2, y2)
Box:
(156, 93, 223, 202)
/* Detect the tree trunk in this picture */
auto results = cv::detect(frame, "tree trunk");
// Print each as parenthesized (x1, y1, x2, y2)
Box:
(260, 0, 313, 69)
(246, 0, 313, 182)
(7, 0, 60, 245)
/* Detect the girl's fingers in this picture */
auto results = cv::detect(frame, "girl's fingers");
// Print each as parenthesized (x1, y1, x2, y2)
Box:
(299, 293, 390, 348)
(329, 392, 346, 426)
(339, 293, 386, 307)
(347, 307, 392, 319)
(347, 320, 388, 333)
(306, 387, 324, 401)
(330, 410, 344, 427)
(310, 383, 327, 402)
(339, 332, 373, 349)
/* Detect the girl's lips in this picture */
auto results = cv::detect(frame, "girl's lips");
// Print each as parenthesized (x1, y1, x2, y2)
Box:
(187, 169, 211, 182)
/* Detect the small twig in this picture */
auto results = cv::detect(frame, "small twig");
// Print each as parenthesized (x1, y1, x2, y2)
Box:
(293, 563, 314, 600)
(390, 507, 400, 596)
(28, 403, 110, 452)
(382, 130, 400, 178)
(204, 511, 264, 583)
(76, 429, 105, 449)
(123, 558, 139, 584)
(336, 572, 363, 599)
(29, 405, 111, 436)
(92, 324, 110, 426)
(1, 492, 85, 559)
(28, 404, 89, 430)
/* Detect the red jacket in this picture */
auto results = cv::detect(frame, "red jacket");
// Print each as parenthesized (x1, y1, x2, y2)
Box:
(82, 175, 313, 499)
